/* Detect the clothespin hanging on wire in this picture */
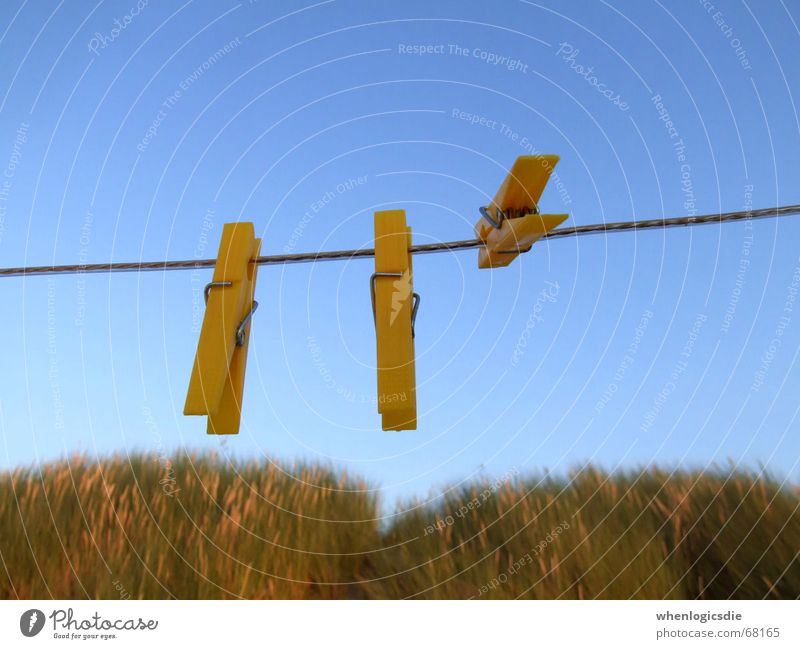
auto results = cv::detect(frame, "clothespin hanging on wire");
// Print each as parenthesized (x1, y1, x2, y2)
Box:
(184, 222, 261, 434)
(476, 155, 569, 268)
(371, 210, 418, 431)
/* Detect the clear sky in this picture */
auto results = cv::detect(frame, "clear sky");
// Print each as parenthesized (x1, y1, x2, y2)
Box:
(0, 0, 799, 504)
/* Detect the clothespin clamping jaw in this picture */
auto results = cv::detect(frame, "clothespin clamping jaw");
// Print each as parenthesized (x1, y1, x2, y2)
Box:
(371, 210, 418, 431)
(184, 222, 261, 435)
(476, 155, 569, 268)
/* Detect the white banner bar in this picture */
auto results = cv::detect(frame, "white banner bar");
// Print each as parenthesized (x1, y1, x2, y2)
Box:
(1, 600, 798, 647)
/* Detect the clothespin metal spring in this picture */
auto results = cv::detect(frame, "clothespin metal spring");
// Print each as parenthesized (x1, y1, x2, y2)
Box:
(204, 280, 259, 348)
(479, 203, 541, 230)
(203, 281, 232, 303)
(235, 302, 258, 346)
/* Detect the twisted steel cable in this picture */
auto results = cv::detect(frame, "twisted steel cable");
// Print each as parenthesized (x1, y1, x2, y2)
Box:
(1, 204, 797, 278)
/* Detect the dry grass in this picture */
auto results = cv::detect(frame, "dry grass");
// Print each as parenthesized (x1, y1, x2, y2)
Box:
(0, 454, 797, 599)
(0, 453, 377, 598)
(371, 466, 800, 599)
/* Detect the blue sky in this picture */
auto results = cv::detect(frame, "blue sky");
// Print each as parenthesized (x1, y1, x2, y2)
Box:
(0, 0, 799, 504)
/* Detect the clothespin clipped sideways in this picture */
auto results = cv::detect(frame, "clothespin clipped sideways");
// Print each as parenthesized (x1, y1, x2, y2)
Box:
(371, 210, 418, 430)
(184, 222, 261, 435)
(476, 155, 569, 268)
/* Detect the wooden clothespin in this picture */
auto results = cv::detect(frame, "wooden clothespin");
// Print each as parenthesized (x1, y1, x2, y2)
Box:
(476, 155, 569, 268)
(184, 222, 261, 434)
(371, 210, 418, 431)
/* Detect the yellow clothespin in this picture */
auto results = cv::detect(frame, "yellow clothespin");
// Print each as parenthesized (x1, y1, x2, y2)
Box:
(371, 210, 418, 431)
(476, 155, 569, 268)
(184, 222, 261, 435)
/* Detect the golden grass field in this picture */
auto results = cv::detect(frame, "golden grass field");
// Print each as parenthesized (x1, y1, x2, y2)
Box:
(0, 453, 798, 599)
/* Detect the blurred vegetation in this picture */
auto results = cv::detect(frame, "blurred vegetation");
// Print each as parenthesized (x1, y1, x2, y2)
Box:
(0, 454, 797, 599)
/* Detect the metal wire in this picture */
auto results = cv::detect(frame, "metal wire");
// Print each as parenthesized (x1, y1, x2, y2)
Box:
(1, 204, 798, 278)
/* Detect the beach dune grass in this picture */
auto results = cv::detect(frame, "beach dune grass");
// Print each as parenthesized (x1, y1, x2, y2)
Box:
(0, 453, 378, 599)
(0, 454, 797, 599)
